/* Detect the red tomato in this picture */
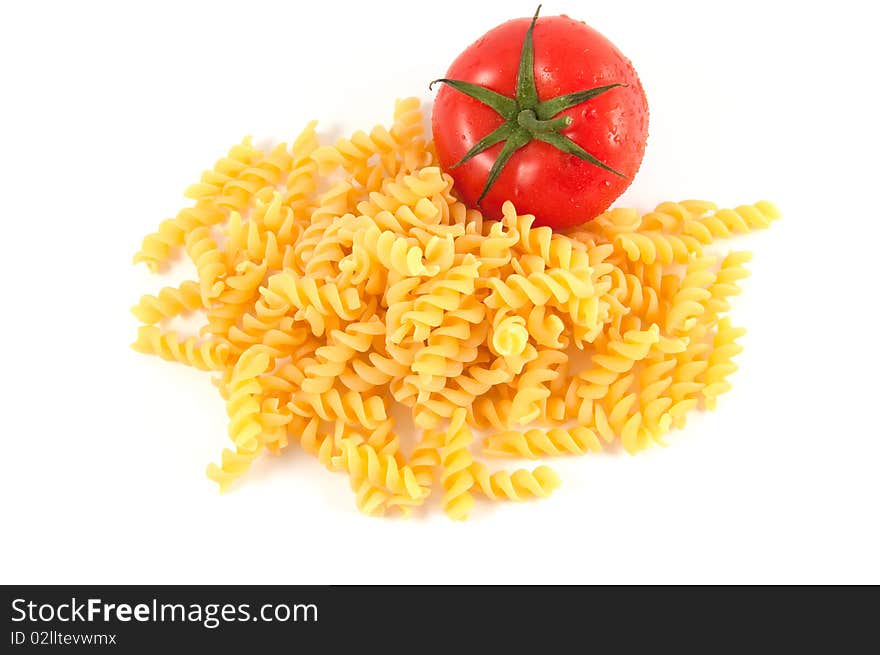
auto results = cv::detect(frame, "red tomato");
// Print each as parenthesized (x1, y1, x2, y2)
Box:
(432, 9, 648, 229)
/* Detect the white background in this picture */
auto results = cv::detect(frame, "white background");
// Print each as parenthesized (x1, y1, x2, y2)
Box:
(1, 0, 877, 584)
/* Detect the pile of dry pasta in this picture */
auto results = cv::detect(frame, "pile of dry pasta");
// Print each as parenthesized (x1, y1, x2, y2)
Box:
(131, 97, 779, 519)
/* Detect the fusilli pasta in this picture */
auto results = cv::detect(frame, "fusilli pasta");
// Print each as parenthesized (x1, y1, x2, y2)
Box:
(131, 98, 779, 518)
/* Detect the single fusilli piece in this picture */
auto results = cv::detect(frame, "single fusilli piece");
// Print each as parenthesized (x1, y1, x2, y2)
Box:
(331, 440, 427, 516)
(185, 227, 227, 303)
(131, 281, 202, 324)
(470, 463, 561, 501)
(133, 201, 225, 273)
(131, 326, 231, 371)
(225, 346, 272, 452)
(483, 426, 603, 459)
(702, 318, 746, 410)
(684, 201, 781, 242)
(441, 409, 476, 520)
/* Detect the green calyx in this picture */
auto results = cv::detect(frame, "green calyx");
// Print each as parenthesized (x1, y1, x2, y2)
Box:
(430, 4, 627, 205)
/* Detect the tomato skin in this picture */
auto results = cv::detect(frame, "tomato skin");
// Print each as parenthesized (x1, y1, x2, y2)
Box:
(432, 15, 649, 229)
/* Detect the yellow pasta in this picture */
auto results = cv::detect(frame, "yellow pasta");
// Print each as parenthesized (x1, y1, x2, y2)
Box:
(184, 227, 227, 303)
(470, 462, 561, 501)
(484, 426, 603, 459)
(332, 440, 427, 516)
(131, 98, 779, 519)
(225, 346, 272, 452)
(132, 326, 231, 371)
(131, 280, 203, 325)
(441, 409, 476, 520)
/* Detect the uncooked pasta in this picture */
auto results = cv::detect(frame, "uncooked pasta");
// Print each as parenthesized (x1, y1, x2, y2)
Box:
(131, 97, 779, 519)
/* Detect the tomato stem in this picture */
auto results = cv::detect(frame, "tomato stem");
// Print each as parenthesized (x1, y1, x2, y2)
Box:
(514, 5, 542, 110)
(535, 84, 626, 120)
(516, 109, 572, 134)
(449, 123, 514, 169)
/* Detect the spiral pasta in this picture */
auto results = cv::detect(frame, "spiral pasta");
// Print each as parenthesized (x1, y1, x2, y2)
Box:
(185, 227, 227, 303)
(441, 409, 476, 520)
(132, 98, 778, 518)
(131, 281, 202, 325)
(470, 463, 561, 501)
(225, 347, 272, 452)
(133, 201, 226, 273)
(331, 440, 427, 516)
(131, 326, 231, 371)
(483, 426, 603, 459)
